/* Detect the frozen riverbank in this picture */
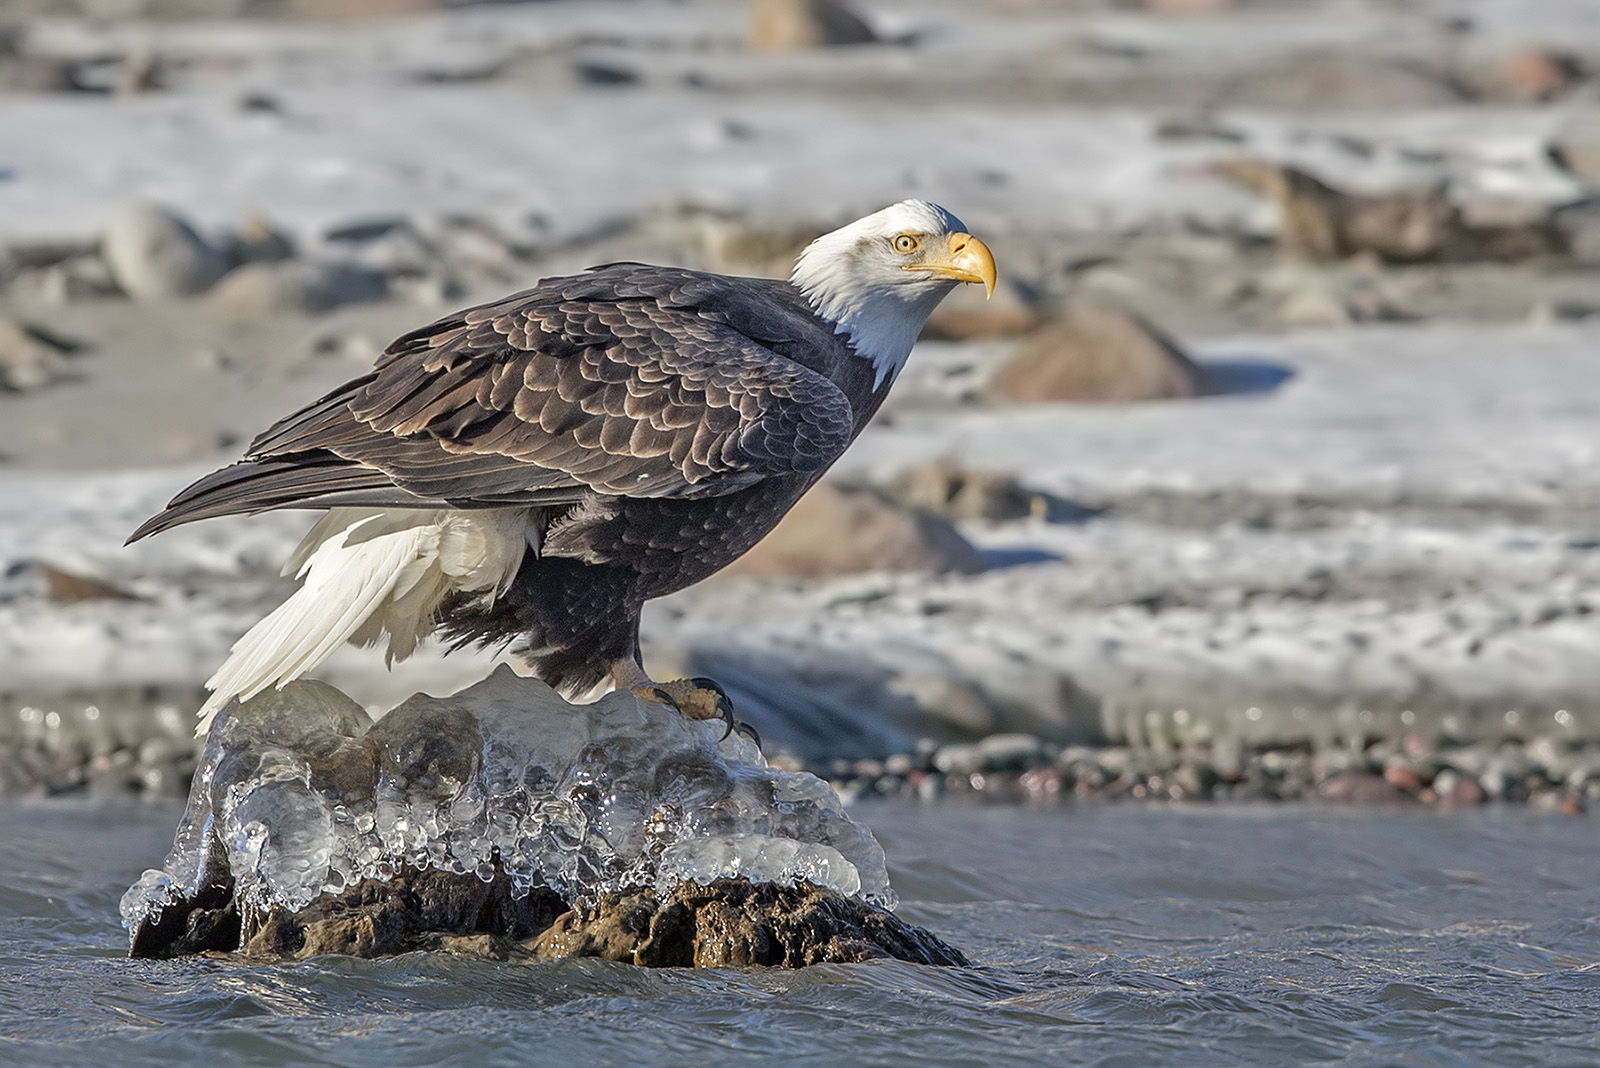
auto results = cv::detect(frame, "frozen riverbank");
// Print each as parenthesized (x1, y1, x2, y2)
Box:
(5, 320, 1600, 804)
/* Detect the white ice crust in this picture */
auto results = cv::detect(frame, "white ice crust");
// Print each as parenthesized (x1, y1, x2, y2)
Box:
(120, 666, 894, 938)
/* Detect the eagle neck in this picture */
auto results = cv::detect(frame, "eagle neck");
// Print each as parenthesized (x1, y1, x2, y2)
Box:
(790, 278, 952, 391)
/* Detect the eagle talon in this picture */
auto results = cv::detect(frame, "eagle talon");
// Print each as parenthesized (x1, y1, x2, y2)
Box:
(691, 678, 739, 740)
(634, 676, 738, 736)
(733, 720, 762, 750)
(688, 676, 730, 701)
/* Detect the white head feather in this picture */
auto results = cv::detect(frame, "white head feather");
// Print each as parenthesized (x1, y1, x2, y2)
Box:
(791, 199, 973, 389)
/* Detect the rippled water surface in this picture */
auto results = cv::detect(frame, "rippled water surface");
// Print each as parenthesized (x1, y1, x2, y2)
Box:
(3, 800, 1599, 1067)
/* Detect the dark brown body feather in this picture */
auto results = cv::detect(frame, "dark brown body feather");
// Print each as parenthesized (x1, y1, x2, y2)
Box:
(131, 264, 889, 694)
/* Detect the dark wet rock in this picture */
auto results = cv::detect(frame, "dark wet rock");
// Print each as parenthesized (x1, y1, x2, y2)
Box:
(531, 878, 966, 967)
(726, 482, 984, 578)
(238, 864, 567, 961)
(128, 878, 241, 960)
(102, 205, 226, 300)
(134, 867, 966, 969)
(747, 0, 878, 52)
(987, 304, 1202, 404)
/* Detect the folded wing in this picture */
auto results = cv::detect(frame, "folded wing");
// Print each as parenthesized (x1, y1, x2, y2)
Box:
(129, 265, 855, 542)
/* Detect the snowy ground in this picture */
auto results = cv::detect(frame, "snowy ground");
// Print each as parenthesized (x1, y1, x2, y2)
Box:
(3, 0, 1600, 770)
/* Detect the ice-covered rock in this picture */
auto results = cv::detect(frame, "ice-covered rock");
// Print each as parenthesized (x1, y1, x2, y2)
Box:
(120, 667, 896, 946)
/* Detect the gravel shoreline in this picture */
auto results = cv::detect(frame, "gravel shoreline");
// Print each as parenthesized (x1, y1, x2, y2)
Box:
(825, 731, 1595, 814)
(4, 694, 1593, 815)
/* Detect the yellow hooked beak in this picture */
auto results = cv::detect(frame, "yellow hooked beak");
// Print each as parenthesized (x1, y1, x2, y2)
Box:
(905, 232, 997, 299)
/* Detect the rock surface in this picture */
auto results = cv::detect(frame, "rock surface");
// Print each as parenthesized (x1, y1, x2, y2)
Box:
(529, 878, 968, 967)
(747, 0, 878, 52)
(726, 482, 985, 578)
(101, 206, 226, 301)
(1210, 158, 1565, 264)
(987, 304, 1202, 404)
(131, 865, 965, 967)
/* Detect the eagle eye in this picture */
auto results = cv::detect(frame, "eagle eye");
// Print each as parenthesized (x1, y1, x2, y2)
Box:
(892, 234, 920, 254)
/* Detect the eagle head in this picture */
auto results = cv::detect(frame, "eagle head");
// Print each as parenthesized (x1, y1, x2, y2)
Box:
(791, 200, 997, 388)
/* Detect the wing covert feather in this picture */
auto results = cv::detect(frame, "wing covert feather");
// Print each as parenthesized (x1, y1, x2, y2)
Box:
(245, 266, 855, 504)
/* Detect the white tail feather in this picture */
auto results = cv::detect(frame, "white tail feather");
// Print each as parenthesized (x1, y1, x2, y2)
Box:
(196, 508, 529, 734)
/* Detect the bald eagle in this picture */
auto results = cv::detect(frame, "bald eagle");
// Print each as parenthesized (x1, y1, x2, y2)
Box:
(129, 200, 997, 732)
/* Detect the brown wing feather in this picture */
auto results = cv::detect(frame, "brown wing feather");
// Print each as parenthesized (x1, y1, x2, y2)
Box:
(129, 265, 856, 540)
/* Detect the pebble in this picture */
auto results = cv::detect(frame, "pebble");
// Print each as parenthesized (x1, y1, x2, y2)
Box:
(931, 743, 985, 778)
(976, 732, 1046, 771)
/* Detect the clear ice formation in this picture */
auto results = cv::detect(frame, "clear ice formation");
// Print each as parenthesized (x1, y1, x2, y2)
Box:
(121, 666, 895, 938)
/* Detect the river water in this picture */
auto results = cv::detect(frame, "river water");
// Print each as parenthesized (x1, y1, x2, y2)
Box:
(2, 799, 1597, 1067)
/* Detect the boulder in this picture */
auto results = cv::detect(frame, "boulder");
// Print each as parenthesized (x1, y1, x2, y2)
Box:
(921, 277, 1046, 341)
(1230, 54, 1466, 110)
(747, 0, 878, 51)
(210, 261, 388, 315)
(528, 879, 968, 968)
(102, 205, 226, 300)
(139, 869, 966, 968)
(986, 304, 1202, 404)
(1209, 158, 1457, 263)
(725, 482, 985, 578)
(886, 461, 1073, 522)
(1209, 158, 1565, 264)
(1497, 49, 1583, 103)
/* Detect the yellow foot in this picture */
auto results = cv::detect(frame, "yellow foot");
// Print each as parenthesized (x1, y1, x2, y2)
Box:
(631, 676, 761, 749)
(643, 677, 733, 724)
(608, 661, 760, 747)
